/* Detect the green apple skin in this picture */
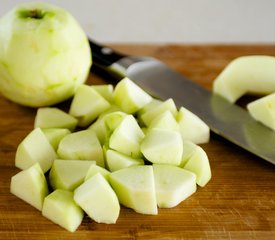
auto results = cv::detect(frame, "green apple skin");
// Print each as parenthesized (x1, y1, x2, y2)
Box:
(69, 85, 111, 127)
(183, 146, 211, 187)
(109, 165, 158, 215)
(10, 163, 49, 211)
(213, 56, 275, 103)
(105, 149, 144, 172)
(34, 107, 78, 131)
(247, 92, 275, 131)
(0, 2, 91, 107)
(109, 115, 144, 158)
(15, 128, 57, 173)
(42, 189, 84, 232)
(141, 128, 183, 166)
(57, 129, 105, 167)
(153, 164, 196, 208)
(41, 128, 71, 150)
(49, 159, 96, 191)
(113, 77, 152, 114)
(74, 173, 120, 224)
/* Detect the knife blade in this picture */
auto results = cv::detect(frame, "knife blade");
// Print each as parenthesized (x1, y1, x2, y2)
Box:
(89, 39, 275, 165)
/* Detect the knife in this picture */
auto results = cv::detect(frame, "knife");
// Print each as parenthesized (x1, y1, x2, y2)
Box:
(89, 39, 275, 165)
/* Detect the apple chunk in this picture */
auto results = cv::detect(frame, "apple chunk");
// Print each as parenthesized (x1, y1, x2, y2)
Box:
(85, 164, 111, 181)
(15, 128, 56, 173)
(57, 129, 104, 167)
(74, 173, 120, 224)
(153, 164, 196, 208)
(49, 160, 96, 191)
(42, 189, 84, 232)
(42, 128, 70, 150)
(141, 128, 183, 165)
(109, 165, 158, 215)
(34, 107, 78, 131)
(10, 163, 49, 211)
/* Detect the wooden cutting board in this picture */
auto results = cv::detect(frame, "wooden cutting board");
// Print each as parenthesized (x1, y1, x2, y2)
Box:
(0, 44, 275, 240)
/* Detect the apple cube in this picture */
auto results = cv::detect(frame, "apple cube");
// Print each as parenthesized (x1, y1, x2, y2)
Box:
(179, 140, 198, 167)
(42, 128, 70, 150)
(74, 173, 120, 224)
(57, 129, 104, 167)
(109, 115, 144, 158)
(141, 128, 183, 165)
(85, 164, 111, 181)
(106, 149, 144, 172)
(92, 84, 114, 102)
(15, 128, 56, 173)
(177, 107, 210, 144)
(109, 165, 158, 215)
(183, 146, 211, 187)
(69, 84, 111, 127)
(49, 159, 96, 191)
(153, 164, 196, 208)
(42, 189, 84, 232)
(140, 98, 178, 126)
(113, 77, 152, 114)
(247, 92, 275, 131)
(10, 163, 49, 211)
(148, 110, 180, 132)
(34, 107, 78, 131)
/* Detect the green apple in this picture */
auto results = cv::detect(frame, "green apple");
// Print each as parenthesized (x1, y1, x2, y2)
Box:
(57, 129, 104, 167)
(49, 159, 96, 191)
(41, 128, 71, 150)
(105, 149, 144, 172)
(69, 84, 111, 127)
(153, 164, 196, 208)
(140, 98, 178, 126)
(34, 107, 78, 131)
(42, 189, 84, 232)
(247, 93, 275, 131)
(74, 173, 120, 224)
(148, 110, 180, 132)
(84, 164, 111, 181)
(15, 128, 56, 173)
(10, 163, 49, 211)
(141, 128, 183, 165)
(113, 77, 152, 114)
(177, 107, 210, 144)
(109, 115, 144, 158)
(0, 2, 91, 107)
(213, 55, 275, 103)
(92, 84, 114, 102)
(183, 146, 211, 187)
(109, 165, 158, 215)
(179, 140, 198, 167)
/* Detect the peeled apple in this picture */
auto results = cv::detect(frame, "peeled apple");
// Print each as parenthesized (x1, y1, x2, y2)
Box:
(0, 2, 91, 107)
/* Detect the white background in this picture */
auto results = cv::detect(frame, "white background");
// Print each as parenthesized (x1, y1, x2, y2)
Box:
(1, 0, 275, 44)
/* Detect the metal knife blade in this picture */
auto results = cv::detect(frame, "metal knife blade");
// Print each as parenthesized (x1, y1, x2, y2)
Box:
(89, 39, 275, 165)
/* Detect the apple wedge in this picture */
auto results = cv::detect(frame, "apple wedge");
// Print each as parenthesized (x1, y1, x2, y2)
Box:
(85, 164, 111, 181)
(213, 55, 275, 103)
(74, 173, 120, 224)
(109, 165, 158, 215)
(15, 128, 56, 173)
(57, 129, 104, 167)
(141, 128, 183, 165)
(10, 163, 49, 211)
(42, 189, 84, 232)
(113, 77, 152, 114)
(92, 84, 114, 102)
(247, 93, 275, 131)
(42, 128, 70, 150)
(49, 160, 96, 191)
(183, 146, 211, 187)
(179, 140, 198, 167)
(177, 107, 210, 144)
(153, 164, 196, 208)
(34, 107, 78, 131)
(69, 84, 111, 127)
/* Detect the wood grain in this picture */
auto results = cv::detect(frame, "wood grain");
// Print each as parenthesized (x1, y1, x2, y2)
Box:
(0, 44, 275, 240)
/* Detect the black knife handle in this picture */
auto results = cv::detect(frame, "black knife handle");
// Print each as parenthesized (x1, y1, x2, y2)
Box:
(89, 39, 126, 68)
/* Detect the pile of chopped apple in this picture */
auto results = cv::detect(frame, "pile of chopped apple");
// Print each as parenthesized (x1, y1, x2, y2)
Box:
(10, 77, 211, 232)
